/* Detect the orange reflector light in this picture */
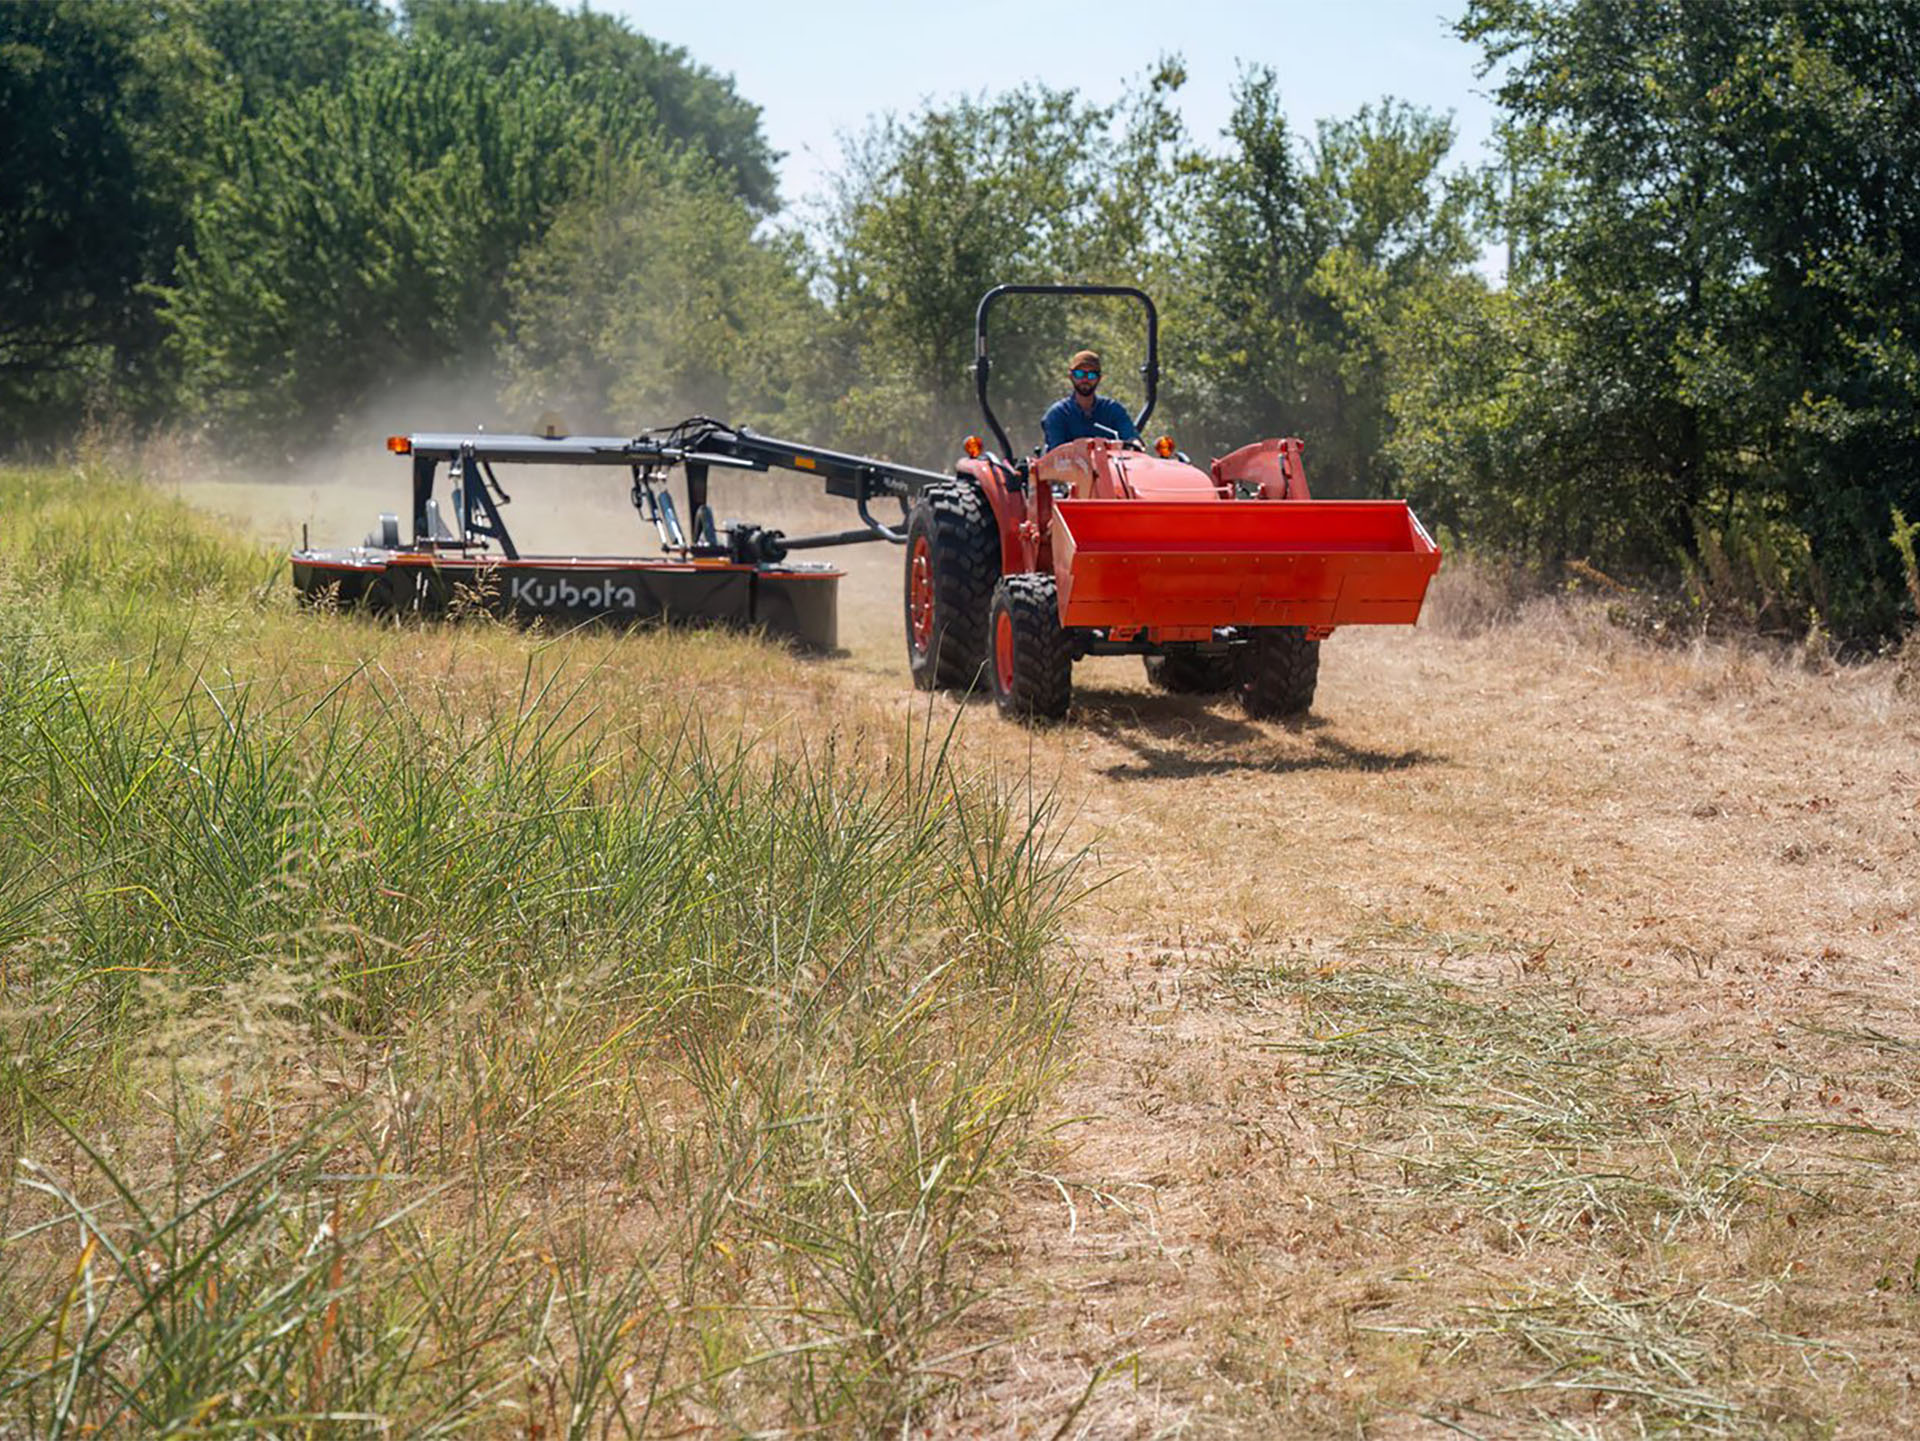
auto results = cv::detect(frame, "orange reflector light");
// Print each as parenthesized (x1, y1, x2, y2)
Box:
(387, 435, 412, 455)
(1155, 434, 1176, 458)
(963, 434, 984, 459)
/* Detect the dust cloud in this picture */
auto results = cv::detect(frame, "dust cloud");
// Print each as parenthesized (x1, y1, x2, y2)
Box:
(171, 383, 913, 670)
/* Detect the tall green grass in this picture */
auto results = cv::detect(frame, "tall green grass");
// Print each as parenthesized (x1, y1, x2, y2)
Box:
(0, 464, 1083, 1433)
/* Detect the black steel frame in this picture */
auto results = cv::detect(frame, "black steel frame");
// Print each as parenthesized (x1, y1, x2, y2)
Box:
(403, 419, 955, 563)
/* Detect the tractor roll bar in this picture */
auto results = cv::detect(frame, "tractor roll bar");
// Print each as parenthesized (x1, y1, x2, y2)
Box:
(973, 283, 1160, 460)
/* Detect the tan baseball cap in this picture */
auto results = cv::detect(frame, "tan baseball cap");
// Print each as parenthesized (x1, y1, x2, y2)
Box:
(1068, 349, 1102, 372)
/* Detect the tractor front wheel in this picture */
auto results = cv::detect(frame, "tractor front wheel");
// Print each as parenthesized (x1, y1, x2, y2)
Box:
(905, 481, 997, 691)
(1238, 627, 1319, 719)
(988, 574, 1072, 722)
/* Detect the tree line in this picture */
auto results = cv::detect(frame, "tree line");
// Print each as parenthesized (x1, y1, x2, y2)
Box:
(4, 0, 1916, 641)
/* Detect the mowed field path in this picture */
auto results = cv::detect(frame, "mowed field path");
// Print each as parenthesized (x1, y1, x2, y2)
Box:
(196, 474, 1920, 1436)
(832, 548, 1920, 1437)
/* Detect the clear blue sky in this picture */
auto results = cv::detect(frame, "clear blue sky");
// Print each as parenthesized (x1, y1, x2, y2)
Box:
(606, 0, 1501, 211)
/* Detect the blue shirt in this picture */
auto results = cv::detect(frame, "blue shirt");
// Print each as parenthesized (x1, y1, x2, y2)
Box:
(1042, 394, 1140, 450)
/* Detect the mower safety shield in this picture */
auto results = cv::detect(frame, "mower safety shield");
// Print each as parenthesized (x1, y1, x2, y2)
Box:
(1050, 499, 1440, 629)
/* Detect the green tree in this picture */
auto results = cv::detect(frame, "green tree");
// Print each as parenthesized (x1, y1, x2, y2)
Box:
(1173, 71, 1473, 492)
(1164, 67, 1320, 463)
(1, 0, 402, 447)
(1301, 100, 1476, 497)
(403, 0, 777, 211)
(501, 157, 825, 431)
(0, 0, 782, 454)
(0, 1, 167, 444)
(818, 85, 1114, 461)
(1384, 271, 1669, 564)
(815, 67, 1203, 464)
(1449, 0, 1920, 637)
(187, 0, 393, 113)
(160, 40, 676, 442)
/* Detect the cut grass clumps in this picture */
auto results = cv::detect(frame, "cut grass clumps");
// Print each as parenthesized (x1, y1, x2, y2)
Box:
(0, 465, 1086, 1433)
(1217, 946, 1912, 1434)
(1228, 958, 1825, 1250)
(1369, 1281, 1849, 1439)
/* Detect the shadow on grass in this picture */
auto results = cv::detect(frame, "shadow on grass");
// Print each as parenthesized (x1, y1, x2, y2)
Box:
(1068, 685, 1441, 780)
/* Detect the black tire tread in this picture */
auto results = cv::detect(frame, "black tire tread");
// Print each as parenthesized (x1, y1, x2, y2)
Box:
(906, 480, 998, 691)
(1238, 627, 1320, 718)
(991, 573, 1072, 721)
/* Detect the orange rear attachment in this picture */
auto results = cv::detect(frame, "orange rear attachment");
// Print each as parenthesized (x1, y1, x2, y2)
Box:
(1051, 499, 1440, 630)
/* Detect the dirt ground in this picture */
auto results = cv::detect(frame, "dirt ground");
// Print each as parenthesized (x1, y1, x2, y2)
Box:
(185, 469, 1920, 1437)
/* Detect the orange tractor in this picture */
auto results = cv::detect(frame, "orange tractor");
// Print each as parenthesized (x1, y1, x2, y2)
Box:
(905, 284, 1442, 719)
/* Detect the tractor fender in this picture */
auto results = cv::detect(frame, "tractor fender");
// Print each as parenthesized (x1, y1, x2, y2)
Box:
(1211, 438, 1311, 500)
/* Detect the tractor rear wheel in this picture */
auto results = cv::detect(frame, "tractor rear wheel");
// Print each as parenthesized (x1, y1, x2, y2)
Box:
(905, 480, 997, 691)
(989, 574, 1071, 722)
(1238, 627, 1319, 718)
(1143, 650, 1237, 694)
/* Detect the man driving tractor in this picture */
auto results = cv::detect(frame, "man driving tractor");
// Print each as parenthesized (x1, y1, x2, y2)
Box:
(1041, 348, 1140, 451)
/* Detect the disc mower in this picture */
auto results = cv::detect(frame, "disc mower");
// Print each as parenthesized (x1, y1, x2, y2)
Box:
(904, 283, 1441, 719)
(290, 416, 956, 651)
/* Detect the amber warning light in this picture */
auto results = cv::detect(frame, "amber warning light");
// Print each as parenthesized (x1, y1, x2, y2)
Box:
(963, 435, 984, 459)
(387, 435, 412, 455)
(1154, 434, 1176, 458)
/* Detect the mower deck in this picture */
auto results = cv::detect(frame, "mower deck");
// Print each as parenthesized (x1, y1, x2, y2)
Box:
(290, 548, 842, 650)
(286, 421, 956, 653)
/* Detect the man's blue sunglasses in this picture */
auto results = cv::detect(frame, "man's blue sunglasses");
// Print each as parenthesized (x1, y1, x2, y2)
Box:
(1071, 368, 1101, 380)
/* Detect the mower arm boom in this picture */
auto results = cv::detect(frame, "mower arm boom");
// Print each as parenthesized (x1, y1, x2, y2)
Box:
(395, 420, 952, 555)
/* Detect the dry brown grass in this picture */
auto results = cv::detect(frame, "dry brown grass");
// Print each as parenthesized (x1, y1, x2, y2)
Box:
(1416, 552, 1543, 639)
(137, 469, 1920, 1435)
(834, 587, 1918, 1437)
